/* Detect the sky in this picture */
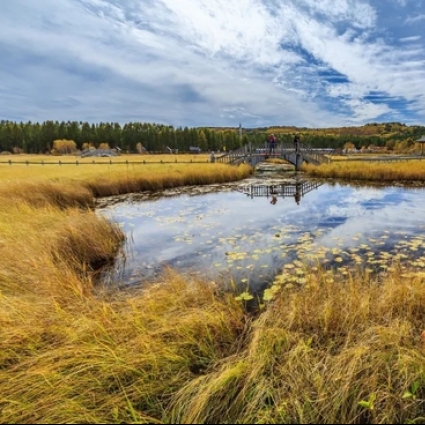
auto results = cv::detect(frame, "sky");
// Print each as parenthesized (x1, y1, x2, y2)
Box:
(1, 0, 425, 128)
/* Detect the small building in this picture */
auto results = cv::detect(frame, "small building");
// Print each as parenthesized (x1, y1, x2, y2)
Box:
(415, 136, 425, 155)
(80, 148, 118, 158)
(189, 146, 201, 154)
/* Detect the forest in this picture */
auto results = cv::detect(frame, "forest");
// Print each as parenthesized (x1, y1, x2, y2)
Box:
(1, 120, 424, 154)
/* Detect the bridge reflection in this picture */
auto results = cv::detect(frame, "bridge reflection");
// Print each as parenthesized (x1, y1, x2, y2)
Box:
(237, 180, 323, 205)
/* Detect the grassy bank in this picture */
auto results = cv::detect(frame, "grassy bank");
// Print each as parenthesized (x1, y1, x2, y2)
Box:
(0, 161, 252, 422)
(2, 160, 425, 423)
(304, 159, 425, 182)
(171, 265, 425, 424)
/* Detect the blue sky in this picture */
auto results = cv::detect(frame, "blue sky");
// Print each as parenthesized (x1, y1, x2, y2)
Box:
(1, 0, 425, 128)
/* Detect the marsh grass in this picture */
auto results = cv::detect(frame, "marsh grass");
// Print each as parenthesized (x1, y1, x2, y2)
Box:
(304, 160, 425, 182)
(3, 159, 425, 423)
(0, 153, 212, 164)
(0, 270, 247, 424)
(0, 161, 252, 423)
(171, 265, 425, 424)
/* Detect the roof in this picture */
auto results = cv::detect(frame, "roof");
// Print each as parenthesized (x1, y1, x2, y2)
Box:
(415, 135, 425, 142)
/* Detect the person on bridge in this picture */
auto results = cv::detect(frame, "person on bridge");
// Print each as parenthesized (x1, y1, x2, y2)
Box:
(268, 134, 276, 155)
(293, 134, 300, 153)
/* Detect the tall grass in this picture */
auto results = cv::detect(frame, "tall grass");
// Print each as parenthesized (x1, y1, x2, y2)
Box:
(3, 160, 425, 423)
(0, 270, 246, 424)
(171, 266, 425, 424)
(0, 161, 252, 423)
(304, 160, 425, 182)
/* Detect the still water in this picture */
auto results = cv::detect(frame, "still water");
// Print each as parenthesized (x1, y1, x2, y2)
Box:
(98, 176, 425, 292)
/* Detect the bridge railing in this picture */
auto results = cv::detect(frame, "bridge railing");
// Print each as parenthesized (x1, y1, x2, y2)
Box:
(216, 140, 333, 165)
(296, 142, 333, 164)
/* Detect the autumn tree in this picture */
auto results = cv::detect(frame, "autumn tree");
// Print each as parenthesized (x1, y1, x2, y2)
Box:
(52, 139, 77, 155)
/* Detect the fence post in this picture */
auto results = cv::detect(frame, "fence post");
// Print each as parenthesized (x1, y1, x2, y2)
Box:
(8, 160, 11, 165)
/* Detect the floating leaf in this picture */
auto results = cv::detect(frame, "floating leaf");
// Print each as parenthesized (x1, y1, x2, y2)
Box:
(263, 289, 274, 301)
(235, 291, 254, 301)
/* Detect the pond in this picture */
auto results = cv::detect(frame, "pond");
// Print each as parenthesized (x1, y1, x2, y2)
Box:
(97, 173, 425, 294)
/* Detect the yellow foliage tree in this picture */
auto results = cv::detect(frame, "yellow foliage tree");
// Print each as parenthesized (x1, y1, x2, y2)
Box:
(82, 142, 96, 150)
(52, 139, 77, 155)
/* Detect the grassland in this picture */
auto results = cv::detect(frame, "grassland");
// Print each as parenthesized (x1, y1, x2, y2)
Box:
(304, 158, 425, 183)
(0, 153, 213, 165)
(2, 155, 425, 424)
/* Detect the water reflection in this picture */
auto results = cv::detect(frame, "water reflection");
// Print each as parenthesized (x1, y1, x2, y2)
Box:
(98, 179, 425, 294)
(237, 179, 323, 206)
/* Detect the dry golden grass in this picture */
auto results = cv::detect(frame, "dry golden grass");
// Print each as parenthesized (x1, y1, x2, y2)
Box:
(0, 161, 253, 197)
(171, 266, 425, 424)
(304, 159, 425, 182)
(3, 158, 425, 423)
(0, 160, 252, 423)
(0, 270, 247, 424)
(0, 153, 211, 164)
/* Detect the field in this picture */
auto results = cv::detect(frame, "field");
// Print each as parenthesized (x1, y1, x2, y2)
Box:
(2, 157, 425, 423)
(0, 153, 212, 164)
(303, 158, 425, 182)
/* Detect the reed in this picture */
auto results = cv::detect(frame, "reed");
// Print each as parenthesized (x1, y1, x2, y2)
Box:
(3, 160, 425, 423)
(171, 265, 425, 424)
(0, 153, 212, 164)
(304, 160, 425, 182)
(0, 270, 246, 424)
(0, 161, 251, 423)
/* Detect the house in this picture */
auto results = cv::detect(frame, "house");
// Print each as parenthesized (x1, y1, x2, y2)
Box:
(415, 136, 425, 155)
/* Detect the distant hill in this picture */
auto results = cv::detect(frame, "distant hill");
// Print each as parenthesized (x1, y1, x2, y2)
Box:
(206, 122, 425, 138)
(203, 122, 425, 150)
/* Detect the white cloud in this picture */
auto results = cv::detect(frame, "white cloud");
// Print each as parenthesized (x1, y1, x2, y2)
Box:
(400, 35, 422, 42)
(405, 14, 425, 23)
(0, 0, 425, 126)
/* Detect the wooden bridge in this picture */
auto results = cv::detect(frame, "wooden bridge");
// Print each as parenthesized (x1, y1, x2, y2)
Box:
(237, 180, 323, 205)
(216, 141, 333, 170)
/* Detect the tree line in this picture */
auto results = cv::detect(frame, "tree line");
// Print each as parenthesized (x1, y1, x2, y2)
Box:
(0, 120, 250, 154)
(1, 120, 424, 154)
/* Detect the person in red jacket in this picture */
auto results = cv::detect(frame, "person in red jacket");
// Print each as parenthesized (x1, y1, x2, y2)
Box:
(268, 134, 276, 155)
